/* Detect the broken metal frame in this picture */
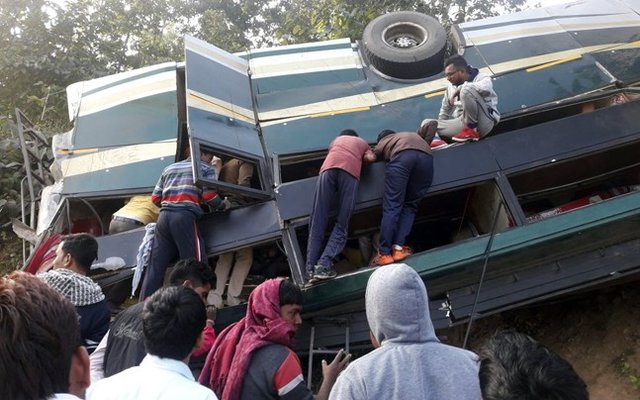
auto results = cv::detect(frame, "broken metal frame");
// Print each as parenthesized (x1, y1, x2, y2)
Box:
(15, 108, 53, 262)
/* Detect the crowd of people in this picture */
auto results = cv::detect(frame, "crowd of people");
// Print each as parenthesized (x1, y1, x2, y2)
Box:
(1, 262, 589, 399)
(0, 55, 591, 399)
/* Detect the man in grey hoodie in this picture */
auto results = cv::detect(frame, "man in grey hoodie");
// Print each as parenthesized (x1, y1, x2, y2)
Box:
(329, 263, 481, 399)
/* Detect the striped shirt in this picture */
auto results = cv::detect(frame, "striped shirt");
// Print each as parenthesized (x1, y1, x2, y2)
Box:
(241, 344, 313, 399)
(151, 159, 220, 217)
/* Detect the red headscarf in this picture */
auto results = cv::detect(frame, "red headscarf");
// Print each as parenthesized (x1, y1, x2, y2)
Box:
(198, 278, 296, 400)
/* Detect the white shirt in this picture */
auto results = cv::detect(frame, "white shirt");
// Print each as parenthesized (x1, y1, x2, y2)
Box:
(86, 354, 217, 400)
(89, 329, 108, 383)
(50, 394, 83, 400)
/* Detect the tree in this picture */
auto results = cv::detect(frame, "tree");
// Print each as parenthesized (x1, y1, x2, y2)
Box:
(0, 0, 211, 137)
(271, 0, 527, 44)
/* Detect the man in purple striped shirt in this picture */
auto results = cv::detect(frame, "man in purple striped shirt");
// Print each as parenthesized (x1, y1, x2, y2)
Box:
(139, 149, 229, 299)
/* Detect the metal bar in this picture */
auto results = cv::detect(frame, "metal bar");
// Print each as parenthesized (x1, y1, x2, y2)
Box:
(15, 109, 36, 230)
(281, 224, 306, 285)
(463, 202, 503, 349)
(495, 173, 527, 226)
(307, 325, 315, 389)
(20, 177, 28, 264)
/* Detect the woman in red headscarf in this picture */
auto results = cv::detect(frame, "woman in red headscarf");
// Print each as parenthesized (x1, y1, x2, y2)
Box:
(199, 278, 349, 400)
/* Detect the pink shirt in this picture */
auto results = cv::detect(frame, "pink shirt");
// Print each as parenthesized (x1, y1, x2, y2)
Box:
(320, 136, 374, 180)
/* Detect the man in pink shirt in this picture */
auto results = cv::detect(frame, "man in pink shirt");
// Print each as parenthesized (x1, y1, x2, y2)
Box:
(306, 129, 376, 281)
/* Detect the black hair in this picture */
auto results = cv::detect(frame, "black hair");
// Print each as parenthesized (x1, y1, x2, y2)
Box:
(142, 286, 206, 360)
(339, 129, 359, 137)
(377, 129, 396, 143)
(0, 272, 82, 400)
(200, 147, 214, 156)
(444, 54, 468, 70)
(279, 279, 303, 307)
(61, 233, 98, 274)
(479, 330, 589, 400)
(169, 258, 215, 288)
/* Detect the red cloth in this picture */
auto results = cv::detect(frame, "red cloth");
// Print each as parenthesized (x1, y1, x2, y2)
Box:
(198, 278, 296, 400)
(24, 234, 61, 274)
(192, 324, 217, 358)
(320, 135, 373, 180)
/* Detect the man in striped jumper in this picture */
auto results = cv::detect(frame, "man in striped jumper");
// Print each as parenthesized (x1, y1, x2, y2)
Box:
(139, 148, 229, 299)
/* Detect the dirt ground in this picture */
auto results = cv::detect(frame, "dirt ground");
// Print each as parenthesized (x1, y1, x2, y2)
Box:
(444, 281, 640, 399)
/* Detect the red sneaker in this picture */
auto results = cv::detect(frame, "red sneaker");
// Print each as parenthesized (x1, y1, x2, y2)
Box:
(452, 127, 480, 142)
(392, 246, 413, 261)
(370, 252, 394, 267)
(430, 138, 448, 150)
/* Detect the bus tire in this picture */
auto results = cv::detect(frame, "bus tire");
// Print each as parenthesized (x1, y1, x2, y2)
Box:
(362, 11, 447, 79)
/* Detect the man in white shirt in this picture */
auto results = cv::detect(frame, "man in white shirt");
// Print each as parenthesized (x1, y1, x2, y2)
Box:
(87, 286, 217, 400)
(0, 272, 90, 400)
(420, 55, 500, 149)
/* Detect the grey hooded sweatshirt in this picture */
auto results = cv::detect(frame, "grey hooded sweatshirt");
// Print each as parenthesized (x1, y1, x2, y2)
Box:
(329, 263, 481, 400)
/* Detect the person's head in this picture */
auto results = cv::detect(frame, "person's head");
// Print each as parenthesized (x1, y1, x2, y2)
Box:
(200, 149, 214, 163)
(339, 129, 359, 137)
(279, 279, 303, 331)
(53, 233, 98, 275)
(377, 129, 396, 143)
(169, 258, 215, 302)
(444, 55, 470, 85)
(0, 271, 90, 399)
(142, 285, 207, 361)
(479, 330, 588, 400)
(366, 263, 436, 348)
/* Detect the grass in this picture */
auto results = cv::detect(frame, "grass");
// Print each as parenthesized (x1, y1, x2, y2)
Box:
(612, 349, 640, 390)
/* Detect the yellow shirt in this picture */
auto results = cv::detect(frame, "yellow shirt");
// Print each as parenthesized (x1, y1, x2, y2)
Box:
(113, 196, 159, 224)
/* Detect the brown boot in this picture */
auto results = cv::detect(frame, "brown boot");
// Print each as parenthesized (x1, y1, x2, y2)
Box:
(418, 121, 438, 144)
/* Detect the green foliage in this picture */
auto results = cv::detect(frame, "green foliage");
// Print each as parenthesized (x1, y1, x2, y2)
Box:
(613, 350, 640, 390)
(271, 0, 527, 44)
(0, 227, 22, 275)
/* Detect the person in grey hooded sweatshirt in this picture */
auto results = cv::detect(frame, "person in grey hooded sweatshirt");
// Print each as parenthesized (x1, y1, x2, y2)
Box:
(329, 263, 481, 400)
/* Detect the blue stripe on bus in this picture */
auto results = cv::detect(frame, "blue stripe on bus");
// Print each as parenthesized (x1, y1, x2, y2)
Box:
(187, 107, 264, 157)
(185, 49, 253, 111)
(471, 27, 640, 66)
(81, 63, 177, 97)
(262, 95, 441, 155)
(62, 157, 174, 195)
(73, 91, 178, 149)
(253, 68, 364, 94)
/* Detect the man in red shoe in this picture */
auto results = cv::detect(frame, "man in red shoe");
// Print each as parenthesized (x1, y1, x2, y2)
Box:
(370, 130, 433, 266)
(420, 55, 499, 149)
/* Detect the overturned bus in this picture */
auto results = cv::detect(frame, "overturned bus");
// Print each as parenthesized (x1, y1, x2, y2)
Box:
(17, 0, 640, 353)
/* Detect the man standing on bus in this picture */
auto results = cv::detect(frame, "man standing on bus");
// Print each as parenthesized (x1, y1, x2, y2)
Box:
(306, 129, 376, 281)
(139, 148, 229, 299)
(370, 130, 433, 266)
(420, 55, 499, 150)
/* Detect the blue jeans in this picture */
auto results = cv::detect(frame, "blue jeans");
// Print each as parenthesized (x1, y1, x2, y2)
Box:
(139, 209, 205, 299)
(306, 169, 359, 275)
(379, 150, 434, 255)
